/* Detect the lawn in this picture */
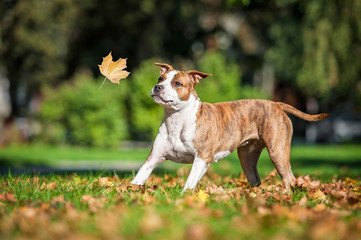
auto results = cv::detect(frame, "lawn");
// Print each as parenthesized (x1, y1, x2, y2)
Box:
(0, 144, 360, 239)
(0, 143, 360, 178)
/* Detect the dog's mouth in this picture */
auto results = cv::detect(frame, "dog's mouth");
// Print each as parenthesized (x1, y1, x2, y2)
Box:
(151, 94, 174, 103)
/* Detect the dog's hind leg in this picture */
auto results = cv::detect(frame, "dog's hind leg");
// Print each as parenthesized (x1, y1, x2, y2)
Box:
(237, 141, 265, 187)
(265, 122, 296, 194)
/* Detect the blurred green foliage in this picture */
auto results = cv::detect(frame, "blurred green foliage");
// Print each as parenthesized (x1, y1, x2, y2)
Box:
(38, 51, 267, 145)
(298, 0, 361, 99)
(1, 0, 80, 114)
(266, 0, 361, 103)
(197, 51, 267, 103)
(39, 74, 128, 147)
(1, 0, 361, 146)
(127, 59, 164, 140)
(2, 0, 360, 108)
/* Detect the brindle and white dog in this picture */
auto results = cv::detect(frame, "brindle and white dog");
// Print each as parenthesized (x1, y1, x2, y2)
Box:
(131, 63, 328, 193)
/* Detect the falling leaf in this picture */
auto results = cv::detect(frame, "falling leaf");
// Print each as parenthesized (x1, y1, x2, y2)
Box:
(98, 52, 130, 89)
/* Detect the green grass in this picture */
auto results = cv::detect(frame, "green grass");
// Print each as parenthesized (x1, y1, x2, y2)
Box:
(0, 143, 360, 179)
(0, 171, 360, 239)
(0, 144, 149, 165)
(212, 144, 361, 179)
(0, 144, 360, 239)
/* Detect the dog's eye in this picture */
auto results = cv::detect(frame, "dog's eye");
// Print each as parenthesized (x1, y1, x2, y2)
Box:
(174, 81, 183, 87)
(158, 77, 163, 83)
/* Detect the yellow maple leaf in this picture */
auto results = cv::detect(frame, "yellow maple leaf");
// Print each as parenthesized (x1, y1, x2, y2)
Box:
(98, 52, 130, 89)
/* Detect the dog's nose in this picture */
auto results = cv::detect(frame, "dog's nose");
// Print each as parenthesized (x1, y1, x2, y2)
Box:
(154, 84, 164, 92)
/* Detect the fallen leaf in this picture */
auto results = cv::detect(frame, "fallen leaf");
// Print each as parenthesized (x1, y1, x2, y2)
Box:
(81, 195, 107, 212)
(309, 180, 321, 188)
(257, 206, 271, 216)
(95, 177, 114, 187)
(5, 193, 18, 203)
(141, 192, 155, 205)
(140, 210, 163, 234)
(345, 177, 358, 185)
(309, 189, 327, 202)
(0, 193, 6, 201)
(41, 182, 57, 191)
(207, 185, 225, 195)
(346, 191, 361, 205)
(51, 195, 68, 205)
(197, 189, 208, 204)
(186, 223, 210, 240)
(298, 196, 308, 207)
(263, 169, 278, 183)
(295, 176, 306, 188)
(352, 187, 361, 195)
(98, 52, 130, 89)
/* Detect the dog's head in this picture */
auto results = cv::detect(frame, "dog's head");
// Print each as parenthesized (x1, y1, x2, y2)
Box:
(151, 63, 211, 110)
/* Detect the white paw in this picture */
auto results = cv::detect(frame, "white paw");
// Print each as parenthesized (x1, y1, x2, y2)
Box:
(130, 179, 142, 185)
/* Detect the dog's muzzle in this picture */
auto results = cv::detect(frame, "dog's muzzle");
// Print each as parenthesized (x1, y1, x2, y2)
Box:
(153, 84, 164, 93)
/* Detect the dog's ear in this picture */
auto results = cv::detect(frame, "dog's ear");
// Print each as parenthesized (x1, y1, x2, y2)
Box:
(186, 70, 211, 86)
(154, 63, 174, 76)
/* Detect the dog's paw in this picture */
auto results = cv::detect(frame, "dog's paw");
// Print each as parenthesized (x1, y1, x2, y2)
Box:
(130, 179, 140, 185)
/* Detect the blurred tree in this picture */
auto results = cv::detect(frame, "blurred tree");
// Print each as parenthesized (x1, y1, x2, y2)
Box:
(2, 0, 360, 144)
(298, 0, 361, 103)
(266, 0, 361, 108)
(1, 0, 80, 116)
(1, 0, 211, 117)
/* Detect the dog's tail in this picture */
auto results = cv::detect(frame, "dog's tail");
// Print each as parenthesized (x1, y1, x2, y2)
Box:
(277, 102, 329, 122)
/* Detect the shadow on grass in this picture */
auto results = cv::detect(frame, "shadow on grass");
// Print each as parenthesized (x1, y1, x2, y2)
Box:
(1, 144, 360, 180)
(0, 162, 178, 178)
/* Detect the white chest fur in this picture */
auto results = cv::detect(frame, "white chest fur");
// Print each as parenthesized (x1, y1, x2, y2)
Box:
(158, 95, 200, 163)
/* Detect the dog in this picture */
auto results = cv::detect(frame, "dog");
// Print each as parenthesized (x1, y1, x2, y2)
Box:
(131, 63, 329, 193)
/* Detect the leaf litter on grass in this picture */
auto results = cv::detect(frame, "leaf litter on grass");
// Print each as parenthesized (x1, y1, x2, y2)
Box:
(0, 170, 360, 240)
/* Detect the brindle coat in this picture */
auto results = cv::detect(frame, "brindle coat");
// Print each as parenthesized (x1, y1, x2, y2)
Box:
(194, 99, 328, 189)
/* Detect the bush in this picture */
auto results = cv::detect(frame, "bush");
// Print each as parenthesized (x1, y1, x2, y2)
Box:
(38, 73, 128, 148)
(196, 51, 268, 102)
(128, 59, 164, 140)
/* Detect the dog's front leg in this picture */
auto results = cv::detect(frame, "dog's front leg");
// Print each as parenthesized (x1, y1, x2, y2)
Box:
(131, 150, 165, 186)
(182, 158, 209, 193)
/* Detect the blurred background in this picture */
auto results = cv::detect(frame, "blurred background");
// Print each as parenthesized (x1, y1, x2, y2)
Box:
(0, 0, 360, 174)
